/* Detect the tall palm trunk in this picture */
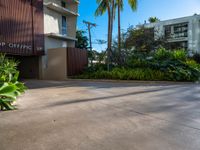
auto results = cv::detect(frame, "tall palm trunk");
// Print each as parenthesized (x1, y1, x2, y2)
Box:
(118, 3, 121, 65)
(107, 0, 115, 71)
(107, 4, 111, 71)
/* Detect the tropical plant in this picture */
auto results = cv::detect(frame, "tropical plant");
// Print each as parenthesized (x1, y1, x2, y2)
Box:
(0, 54, 19, 82)
(0, 54, 27, 111)
(125, 26, 168, 52)
(116, 0, 137, 65)
(75, 30, 89, 49)
(0, 78, 26, 110)
(78, 48, 200, 82)
(95, 0, 115, 71)
(192, 52, 200, 64)
(148, 17, 160, 23)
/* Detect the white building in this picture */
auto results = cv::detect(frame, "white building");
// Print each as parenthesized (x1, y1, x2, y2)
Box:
(42, 0, 79, 79)
(44, 0, 79, 49)
(144, 14, 200, 52)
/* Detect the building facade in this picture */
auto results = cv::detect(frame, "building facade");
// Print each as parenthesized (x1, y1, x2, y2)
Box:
(42, 0, 79, 79)
(0, 0, 79, 79)
(144, 14, 200, 53)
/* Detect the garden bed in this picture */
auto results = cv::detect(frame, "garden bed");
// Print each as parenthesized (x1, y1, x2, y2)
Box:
(77, 48, 200, 82)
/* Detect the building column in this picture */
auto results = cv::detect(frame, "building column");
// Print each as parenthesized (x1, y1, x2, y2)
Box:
(193, 19, 200, 53)
(187, 20, 193, 51)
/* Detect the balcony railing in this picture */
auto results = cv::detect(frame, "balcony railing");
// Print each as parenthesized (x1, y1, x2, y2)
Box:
(45, 33, 77, 41)
(44, 2, 79, 16)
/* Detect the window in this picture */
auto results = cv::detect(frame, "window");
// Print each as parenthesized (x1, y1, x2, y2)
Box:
(61, 1, 66, 8)
(169, 41, 188, 50)
(164, 23, 188, 39)
(165, 25, 171, 39)
(62, 16, 67, 35)
(173, 23, 188, 38)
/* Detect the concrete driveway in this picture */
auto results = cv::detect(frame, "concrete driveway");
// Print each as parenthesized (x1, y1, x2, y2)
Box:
(0, 80, 200, 150)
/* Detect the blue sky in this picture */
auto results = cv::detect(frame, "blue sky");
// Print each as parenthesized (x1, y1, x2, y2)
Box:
(77, 0, 200, 51)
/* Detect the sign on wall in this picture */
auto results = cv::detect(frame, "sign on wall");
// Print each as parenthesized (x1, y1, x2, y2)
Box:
(0, 42, 32, 50)
(0, 0, 44, 56)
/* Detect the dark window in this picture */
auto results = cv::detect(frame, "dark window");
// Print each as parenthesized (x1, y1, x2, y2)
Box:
(173, 23, 188, 38)
(165, 23, 188, 39)
(165, 25, 171, 39)
(169, 41, 188, 50)
(61, 1, 66, 8)
(62, 16, 67, 35)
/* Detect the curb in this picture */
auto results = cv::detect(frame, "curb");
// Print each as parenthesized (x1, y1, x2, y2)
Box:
(66, 78, 198, 85)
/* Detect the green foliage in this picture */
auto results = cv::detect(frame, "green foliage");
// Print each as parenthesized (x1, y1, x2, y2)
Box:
(0, 54, 27, 111)
(0, 54, 19, 82)
(78, 48, 200, 82)
(75, 30, 89, 49)
(172, 50, 187, 61)
(192, 52, 200, 64)
(154, 47, 171, 60)
(125, 26, 168, 52)
(154, 48, 187, 61)
(0, 82, 26, 110)
(148, 17, 160, 23)
(78, 68, 165, 81)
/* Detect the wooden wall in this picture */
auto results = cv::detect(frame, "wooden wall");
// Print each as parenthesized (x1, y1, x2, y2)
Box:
(0, 0, 44, 56)
(67, 47, 88, 76)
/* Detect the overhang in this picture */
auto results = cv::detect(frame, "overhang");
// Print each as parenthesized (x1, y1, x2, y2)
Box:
(45, 33, 77, 41)
(44, 2, 79, 16)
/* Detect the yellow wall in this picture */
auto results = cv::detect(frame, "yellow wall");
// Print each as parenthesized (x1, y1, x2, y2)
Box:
(43, 48, 67, 80)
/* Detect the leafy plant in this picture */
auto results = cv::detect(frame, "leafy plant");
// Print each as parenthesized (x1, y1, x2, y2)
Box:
(0, 81, 26, 110)
(0, 54, 27, 111)
(154, 47, 171, 60)
(77, 48, 200, 82)
(192, 52, 200, 64)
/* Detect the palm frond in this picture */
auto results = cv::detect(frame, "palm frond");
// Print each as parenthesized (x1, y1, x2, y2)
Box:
(95, 0, 108, 16)
(128, 0, 137, 11)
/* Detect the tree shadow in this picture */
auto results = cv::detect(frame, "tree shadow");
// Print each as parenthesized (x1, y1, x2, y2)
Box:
(45, 84, 182, 107)
(25, 79, 187, 89)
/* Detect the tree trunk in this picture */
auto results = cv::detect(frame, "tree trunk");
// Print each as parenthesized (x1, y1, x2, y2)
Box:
(107, 3, 111, 71)
(106, 0, 115, 71)
(109, 0, 115, 69)
(118, 3, 121, 65)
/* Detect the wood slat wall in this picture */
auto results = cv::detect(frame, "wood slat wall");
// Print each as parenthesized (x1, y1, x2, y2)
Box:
(0, 0, 44, 56)
(67, 47, 88, 76)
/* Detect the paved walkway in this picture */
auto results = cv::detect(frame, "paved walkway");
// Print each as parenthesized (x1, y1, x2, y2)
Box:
(0, 80, 200, 150)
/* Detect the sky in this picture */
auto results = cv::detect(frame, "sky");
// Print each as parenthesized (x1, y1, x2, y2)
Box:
(77, 0, 200, 51)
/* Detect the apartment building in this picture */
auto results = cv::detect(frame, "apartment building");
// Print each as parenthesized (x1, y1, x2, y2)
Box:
(0, 0, 80, 79)
(42, 0, 79, 79)
(144, 14, 200, 52)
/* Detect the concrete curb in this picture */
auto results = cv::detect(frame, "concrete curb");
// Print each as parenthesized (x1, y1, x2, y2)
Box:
(66, 78, 198, 85)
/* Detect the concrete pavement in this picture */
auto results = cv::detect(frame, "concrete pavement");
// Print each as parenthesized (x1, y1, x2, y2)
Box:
(0, 80, 200, 150)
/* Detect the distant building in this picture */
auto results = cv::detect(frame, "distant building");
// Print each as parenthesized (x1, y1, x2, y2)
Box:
(143, 14, 200, 52)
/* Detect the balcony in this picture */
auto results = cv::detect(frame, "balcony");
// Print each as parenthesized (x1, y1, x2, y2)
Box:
(44, 2, 79, 16)
(45, 33, 77, 41)
(65, 0, 80, 4)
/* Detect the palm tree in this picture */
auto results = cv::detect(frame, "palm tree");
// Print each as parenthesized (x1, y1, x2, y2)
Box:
(117, 0, 137, 64)
(148, 17, 160, 23)
(95, 0, 115, 71)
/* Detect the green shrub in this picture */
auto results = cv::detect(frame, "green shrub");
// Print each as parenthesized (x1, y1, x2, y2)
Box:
(192, 52, 200, 64)
(77, 68, 165, 81)
(154, 48, 187, 61)
(77, 48, 200, 82)
(0, 54, 26, 111)
(154, 47, 171, 60)
(171, 49, 187, 61)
